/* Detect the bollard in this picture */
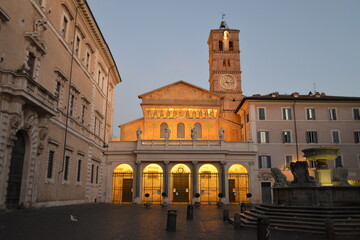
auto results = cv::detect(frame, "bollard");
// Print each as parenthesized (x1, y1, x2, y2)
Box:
(240, 202, 246, 213)
(187, 204, 194, 220)
(325, 218, 335, 239)
(257, 216, 270, 240)
(166, 209, 177, 232)
(234, 213, 241, 230)
(223, 209, 229, 222)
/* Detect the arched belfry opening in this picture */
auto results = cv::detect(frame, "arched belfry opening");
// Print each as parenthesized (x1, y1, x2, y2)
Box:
(228, 164, 249, 203)
(6, 131, 26, 209)
(112, 164, 134, 204)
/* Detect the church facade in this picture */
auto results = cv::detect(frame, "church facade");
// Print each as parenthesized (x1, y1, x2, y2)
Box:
(105, 23, 261, 205)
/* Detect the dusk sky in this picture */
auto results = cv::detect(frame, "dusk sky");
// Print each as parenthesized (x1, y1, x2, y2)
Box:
(86, 0, 360, 137)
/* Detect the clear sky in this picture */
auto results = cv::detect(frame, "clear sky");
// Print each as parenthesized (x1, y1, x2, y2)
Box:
(87, 0, 360, 137)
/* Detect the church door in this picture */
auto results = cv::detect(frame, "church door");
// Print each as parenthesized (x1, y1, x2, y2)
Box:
(172, 173, 189, 203)
(228, 179, 236, 202)
(122, 179, 133, 202)
(6, 132, 26, 209)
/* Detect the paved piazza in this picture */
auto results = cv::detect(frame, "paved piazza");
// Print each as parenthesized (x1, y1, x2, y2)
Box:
(0, 204, 358, 240)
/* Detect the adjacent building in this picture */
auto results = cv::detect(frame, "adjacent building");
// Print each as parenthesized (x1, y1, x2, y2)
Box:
(0, 0, 121, 209)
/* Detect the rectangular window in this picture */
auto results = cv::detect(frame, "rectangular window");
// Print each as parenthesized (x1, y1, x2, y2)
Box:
(246, 113, 249, 123)
(354, 131, 360, 143)
(332, 130, 340, 144)
(306, 131, 318, 143)
(76, 159, 82, 182)
(94, 117, 101, 136)
(258, 108, 266, 120)
(97, 70, 101, 85)
(258, 131, 269, 143)
(91, 164, 94, 183)
(69, 94, 75, 117)
(47, 150, 55, 179)
(55, 81, 61, 98)
(329, 108, 337, 120)
(96, 166, 99, 184)
(86, 52, 91, 70)
(335, 156, 343, 168)
(61, 16, 68, 38)
(306, 108, 316, 120)
(285, 155, 293, 169)
(27, 52, 36, 77)
(282, 108, 292, 120)
(258, 155, 271, 169)
(353, 108, 360, 120)
(282, 131, 291, 143)
(64, 156, 70, 181)
(358, 155, 360, 168)
(74, 36, 81, 57)
(81, 105, 86, 123)
(309, 160, 317, 168)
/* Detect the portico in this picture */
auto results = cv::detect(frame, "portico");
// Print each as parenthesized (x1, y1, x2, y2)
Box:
(106, 139, 256, 204)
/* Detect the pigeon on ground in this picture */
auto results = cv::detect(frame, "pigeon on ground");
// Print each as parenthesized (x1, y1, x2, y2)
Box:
(70, 215, 79, 222)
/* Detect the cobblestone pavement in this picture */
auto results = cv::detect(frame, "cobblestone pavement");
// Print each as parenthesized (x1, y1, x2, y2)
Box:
(0, 203, 359, 240)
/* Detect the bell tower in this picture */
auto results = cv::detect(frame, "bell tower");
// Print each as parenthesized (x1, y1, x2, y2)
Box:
(208, 19, 242, 111)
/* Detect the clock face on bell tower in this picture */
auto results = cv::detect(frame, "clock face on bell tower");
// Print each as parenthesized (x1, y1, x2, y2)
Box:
(208, 21, 243, 111)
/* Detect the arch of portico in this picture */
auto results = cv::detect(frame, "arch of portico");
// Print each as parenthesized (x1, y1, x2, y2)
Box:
(227, 164, 249, 203)
(112, 164, 134, 204)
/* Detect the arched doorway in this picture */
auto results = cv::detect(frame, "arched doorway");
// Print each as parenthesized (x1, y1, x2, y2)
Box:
(228, 164, 249, 203)
(171, 164, 191, 203)
(6, 131, 26, 209)
(143, 164, 163, 203)
(112, 164, 134, 204)
(199, 164, 219, 204)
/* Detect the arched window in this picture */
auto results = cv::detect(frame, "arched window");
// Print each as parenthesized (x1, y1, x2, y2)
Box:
(194, 123, 202, 139)
(229, 41, 233, 51)
(218, 41, 223, 51)
(177, 123, 185, 138)
(160, 122, 168, 139)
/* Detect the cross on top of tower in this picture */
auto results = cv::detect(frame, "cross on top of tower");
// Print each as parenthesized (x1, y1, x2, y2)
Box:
(219, 13, 229, 29)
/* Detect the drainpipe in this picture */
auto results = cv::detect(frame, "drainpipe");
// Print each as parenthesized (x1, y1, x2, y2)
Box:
(59, 1, 85, 175)
(293, 100, 299, 161)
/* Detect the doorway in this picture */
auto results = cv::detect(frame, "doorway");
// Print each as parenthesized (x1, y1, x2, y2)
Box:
(112, 164, 133, 204)
(261, 182, 272, 204)
(228, 164, 249, 203)
(198, 164, 218, 204)
(171, 164, 191, 203)
(6, 132, 26, 209)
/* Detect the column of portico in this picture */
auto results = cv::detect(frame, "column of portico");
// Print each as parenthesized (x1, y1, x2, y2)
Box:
(135, 161, 141, 204)
(163, 161, 170, 203)
(192, 161, 198, 203)
(220, 161, 228, 204)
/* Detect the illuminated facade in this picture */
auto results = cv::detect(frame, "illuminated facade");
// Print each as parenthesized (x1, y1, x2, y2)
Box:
(106, 22, 259, 204)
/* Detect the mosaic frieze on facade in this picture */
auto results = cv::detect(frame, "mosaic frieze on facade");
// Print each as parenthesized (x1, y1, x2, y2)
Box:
(144, 108, 218, 119)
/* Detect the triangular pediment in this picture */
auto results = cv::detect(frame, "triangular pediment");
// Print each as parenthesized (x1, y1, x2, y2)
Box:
(139, 81, 223, 106)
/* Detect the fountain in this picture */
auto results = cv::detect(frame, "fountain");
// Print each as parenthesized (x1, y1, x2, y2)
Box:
(272, 148, 360, 207)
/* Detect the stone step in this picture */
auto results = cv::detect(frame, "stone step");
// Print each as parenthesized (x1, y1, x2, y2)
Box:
(257, 205, 360, 215)
(259, 204, 360, 213)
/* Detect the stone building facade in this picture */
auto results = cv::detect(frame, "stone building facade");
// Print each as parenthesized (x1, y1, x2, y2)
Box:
(0, 0, 121, 209)
(236, 93, 360, 201)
